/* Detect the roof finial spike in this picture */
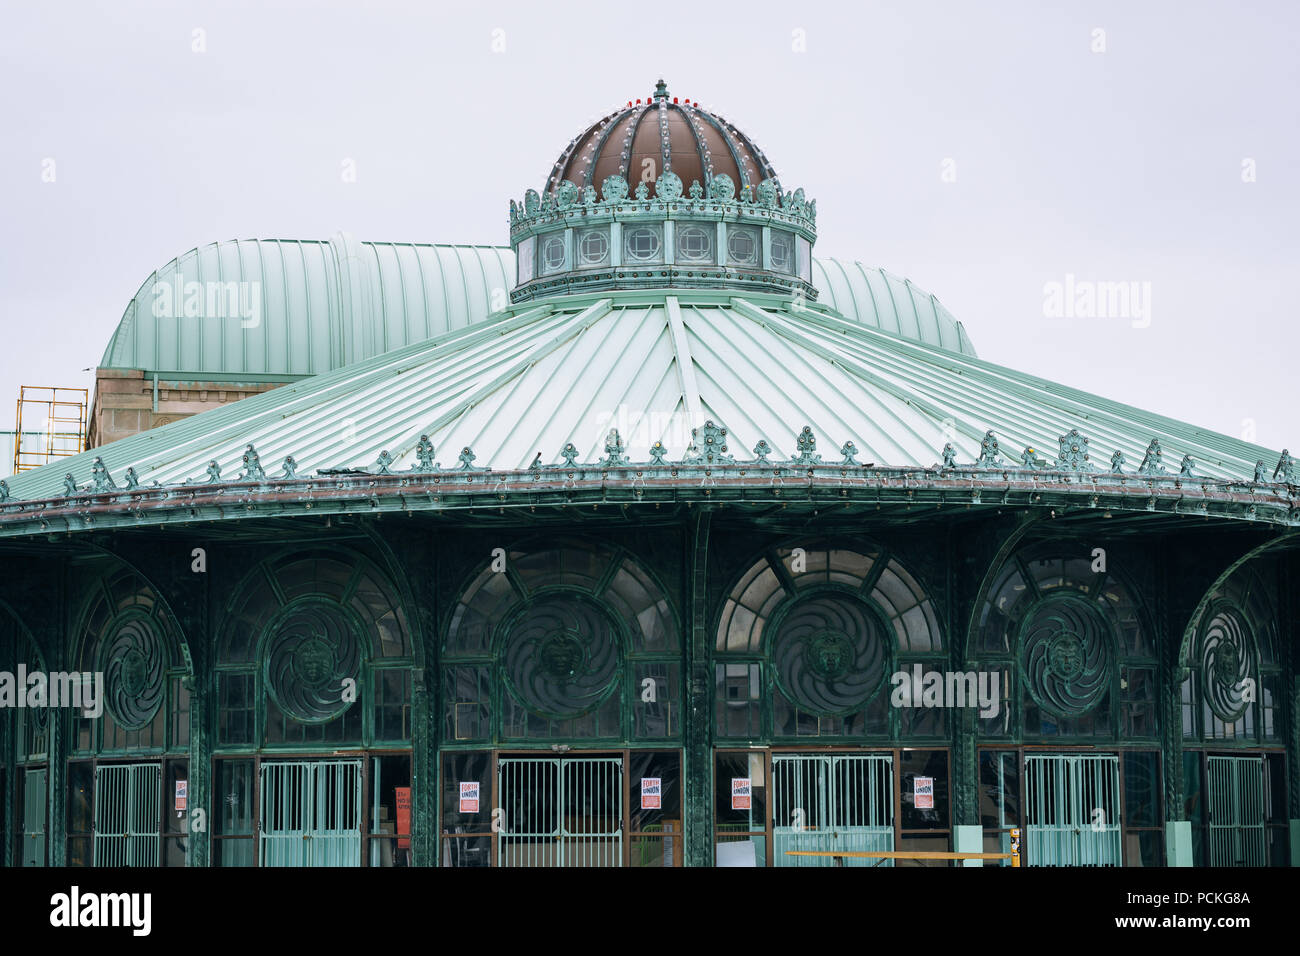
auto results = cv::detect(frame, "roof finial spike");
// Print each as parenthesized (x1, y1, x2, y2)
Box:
(654, 78, 668, 100)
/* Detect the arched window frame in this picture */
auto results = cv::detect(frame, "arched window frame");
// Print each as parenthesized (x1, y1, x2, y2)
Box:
(973, 548, 1157, 742)
(712, 539, 947, 742)
(214, 548, 415, 752)
(442, 537, 680, 745)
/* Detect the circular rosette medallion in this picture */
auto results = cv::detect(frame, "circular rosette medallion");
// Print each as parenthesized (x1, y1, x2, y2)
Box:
(98, 610, 168, 729)
(1198, 608, 1254, 723)
(772, 593, 889, 715)
(264, 599, 362, 723)
(1021, 597, 1111, 718)
(502, 593, 623, 719)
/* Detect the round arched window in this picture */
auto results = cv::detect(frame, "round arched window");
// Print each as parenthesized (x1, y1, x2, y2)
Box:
(727, 227, 758, 264)
(676, 226, 713, 262)
(579, 230, 609, 265)
(624, 226, 662, 262)
(541, 235, 566, 272)
(770, 231, 794, 272)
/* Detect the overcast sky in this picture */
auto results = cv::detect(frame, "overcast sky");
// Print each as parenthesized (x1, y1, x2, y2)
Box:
(2, 0, 1296, 471)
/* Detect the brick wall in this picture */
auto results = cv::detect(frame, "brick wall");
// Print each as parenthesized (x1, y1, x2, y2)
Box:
(88, 368, 288, 448)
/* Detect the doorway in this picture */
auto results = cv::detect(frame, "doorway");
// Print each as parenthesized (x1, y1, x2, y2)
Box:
(496, 755, 623, 867)
(1024, 753, 1121, 866)
(93, 763, 161, 865)
(772, 753, 894, 867)
(259, 758, 363, 866)
(1206, 755, 1265, 866)
(21, 767, 46, 867)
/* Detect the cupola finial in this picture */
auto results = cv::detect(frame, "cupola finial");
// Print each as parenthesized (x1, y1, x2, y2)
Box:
(654, 78, 668, 100)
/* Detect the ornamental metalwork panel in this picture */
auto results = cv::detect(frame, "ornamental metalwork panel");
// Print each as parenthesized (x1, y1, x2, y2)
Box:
(772, 594, 890, 716)
(497, 757, 623, 867)
(1207, 756, 1266, 866)
(21, 768, 46, 867)
(501, 594, 623, 720)
(772, 754, 894, 867)
(93, 763, 161, 866)
(259, 759, 363, 867)
(263, 598, 363, 724)
(1020, 596, 1112, 719)
(1024, 754, 1121, 866)
(1197, 608, 1256, 724)
(99, 609, 169, 730)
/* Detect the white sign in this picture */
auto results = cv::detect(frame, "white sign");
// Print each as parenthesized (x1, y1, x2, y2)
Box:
(459, 781, 480, 813)
(641, 777, 662, 810)
(731, 777, 752, 810)
(914, 776, 934, 810)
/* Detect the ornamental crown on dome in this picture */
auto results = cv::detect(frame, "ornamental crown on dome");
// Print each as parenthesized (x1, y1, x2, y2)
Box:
(508, 81, 819, 303)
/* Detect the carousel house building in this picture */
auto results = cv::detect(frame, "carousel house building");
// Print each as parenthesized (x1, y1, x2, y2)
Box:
(1, 81, 1297, 868)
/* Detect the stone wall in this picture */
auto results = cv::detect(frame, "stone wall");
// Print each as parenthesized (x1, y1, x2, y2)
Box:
(87, 368, 288, 448)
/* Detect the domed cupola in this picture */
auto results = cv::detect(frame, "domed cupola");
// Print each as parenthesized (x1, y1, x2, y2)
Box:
(509, 80, 818, 303)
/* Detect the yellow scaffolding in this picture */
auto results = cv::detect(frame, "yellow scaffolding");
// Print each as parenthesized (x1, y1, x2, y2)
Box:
(13, 385, 88, 473)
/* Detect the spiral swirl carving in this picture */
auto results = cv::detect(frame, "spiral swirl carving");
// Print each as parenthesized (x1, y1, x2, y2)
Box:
(1021, 597, 1111, 718)
(772, 593, 888, 715)
(1198, 607, 1254, 723)
(502, 594, 622, 719)
(99, 610, 168, 729)
(264, 599, 362, 723)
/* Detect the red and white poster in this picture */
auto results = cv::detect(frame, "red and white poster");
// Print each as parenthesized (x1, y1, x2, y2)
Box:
(459, 781, 480, 813)
(174, 780, 187, 813)
(395, 786, 411, 849)
(641, 777, 662, 810)
(914, 776, 934, 810)
(731, 777, 752, 810)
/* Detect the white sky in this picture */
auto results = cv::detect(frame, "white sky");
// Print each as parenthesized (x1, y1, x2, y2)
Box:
(1, 0, 1296, 462)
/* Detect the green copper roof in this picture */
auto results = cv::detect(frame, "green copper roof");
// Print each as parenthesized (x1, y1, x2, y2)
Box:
(100, 234, 515, 378)
(6, 288, 1284, 505)
(98, 236, 977, 380)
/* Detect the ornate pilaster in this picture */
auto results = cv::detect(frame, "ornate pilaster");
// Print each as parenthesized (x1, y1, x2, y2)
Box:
(684, 507, 713, 866)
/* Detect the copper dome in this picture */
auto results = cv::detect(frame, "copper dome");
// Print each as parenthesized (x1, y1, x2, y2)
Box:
(544, 80, 780, 199)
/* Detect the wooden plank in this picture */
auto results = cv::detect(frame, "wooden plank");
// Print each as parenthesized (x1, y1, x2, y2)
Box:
(785, 850, 1013, 859)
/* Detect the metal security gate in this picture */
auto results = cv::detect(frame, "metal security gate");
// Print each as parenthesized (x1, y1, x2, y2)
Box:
(94, 763, 161, 866)
(21, 768, 46, 867)
(497, 757, 623, 867)
(1025, 753, 1121, 866)
(260, 759, 363, 867)
(772, 754, 894, 867)
(1207, 756, 1266, 866)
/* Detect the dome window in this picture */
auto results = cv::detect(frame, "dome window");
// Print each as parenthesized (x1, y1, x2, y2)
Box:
(516, 237, 536, 285)
(541, 234, 567, 274)
(727, 227, 758, 265)
(624, 226, 663, 263)
(579, 229, 610, 267)
(770, 231, 794, 273)
(677, 226, 713, 263)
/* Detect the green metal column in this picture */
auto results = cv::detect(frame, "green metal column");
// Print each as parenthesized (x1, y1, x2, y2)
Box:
(684, 508, 712, 866)
(1158, 553, 1185, 858)
(2, 640, 11, 868)
(408, 528, 437, 868)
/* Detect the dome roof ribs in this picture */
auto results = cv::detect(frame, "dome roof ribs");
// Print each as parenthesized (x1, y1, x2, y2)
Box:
(665, 296, 705, 428)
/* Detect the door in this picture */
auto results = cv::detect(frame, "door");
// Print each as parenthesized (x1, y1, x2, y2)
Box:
(21, 768, 46, 867)
(94, 763, 161, 866)
(497, 756, 623, 867)
(1024, 753, 1121, 866)
(1207, 755, 1265, 866)
(260, 759, 363, 867)
(772, 754, 894, 867)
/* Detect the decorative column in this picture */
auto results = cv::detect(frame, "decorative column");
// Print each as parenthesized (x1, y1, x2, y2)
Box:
(683, 507, 712, 866)
(1160, 550, 1192, 865)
